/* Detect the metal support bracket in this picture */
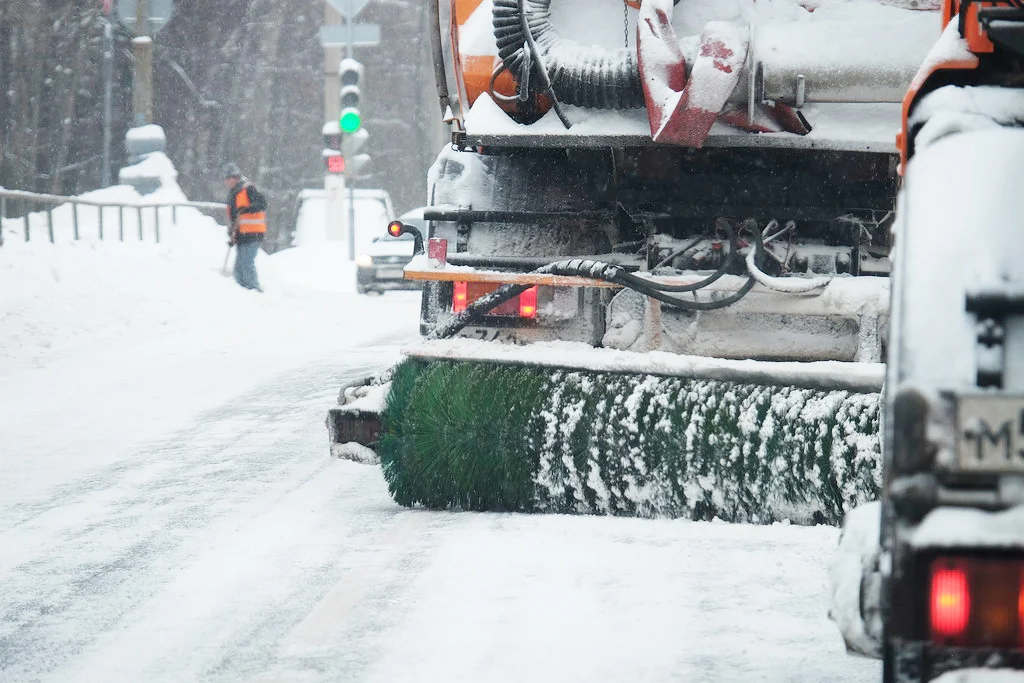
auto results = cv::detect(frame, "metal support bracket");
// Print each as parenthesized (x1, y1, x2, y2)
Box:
(965, 287, 1024, 388)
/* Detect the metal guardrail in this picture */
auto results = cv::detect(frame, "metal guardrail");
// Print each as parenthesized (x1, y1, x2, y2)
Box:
(0, 188, 228, 247)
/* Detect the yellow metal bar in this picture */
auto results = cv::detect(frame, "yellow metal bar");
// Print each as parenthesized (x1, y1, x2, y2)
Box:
(403, 267, 622, 288)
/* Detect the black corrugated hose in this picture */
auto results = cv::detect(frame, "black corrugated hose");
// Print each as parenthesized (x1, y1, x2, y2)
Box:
(492, 0, 647, 110)
(428, 219, 765, 341)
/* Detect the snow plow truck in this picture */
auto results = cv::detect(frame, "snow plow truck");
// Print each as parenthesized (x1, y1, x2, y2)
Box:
(828, 3, 1024, 681)
(329, 0, 944, 524)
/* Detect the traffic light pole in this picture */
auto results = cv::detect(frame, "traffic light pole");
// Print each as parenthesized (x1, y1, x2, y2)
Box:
(346, 15, 354, 59)
(348, 183, 356, 261)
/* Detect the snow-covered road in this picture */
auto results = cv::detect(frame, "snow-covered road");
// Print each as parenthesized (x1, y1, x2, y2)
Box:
(0, 347, 408, 682)
(0, 297, 880, 683)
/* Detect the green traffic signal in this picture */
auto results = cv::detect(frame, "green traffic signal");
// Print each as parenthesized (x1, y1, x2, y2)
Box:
(340, 108, 362, 133)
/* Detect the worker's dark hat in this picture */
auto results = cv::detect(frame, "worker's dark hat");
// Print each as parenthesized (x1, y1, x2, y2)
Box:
(222, 162, 242, 179)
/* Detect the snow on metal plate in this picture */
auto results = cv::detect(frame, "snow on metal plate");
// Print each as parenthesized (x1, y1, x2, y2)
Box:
(957, 394, 1024, 473)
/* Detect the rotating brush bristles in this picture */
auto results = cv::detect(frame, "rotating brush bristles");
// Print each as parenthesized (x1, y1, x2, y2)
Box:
(377, 359, 881, 525)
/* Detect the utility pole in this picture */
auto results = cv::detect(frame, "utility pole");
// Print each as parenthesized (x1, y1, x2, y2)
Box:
(132, 0, 153, 126)
(101, 15, 114, 186)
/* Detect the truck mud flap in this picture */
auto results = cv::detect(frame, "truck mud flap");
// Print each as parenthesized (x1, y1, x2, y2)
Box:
(327, 407, 381, 449)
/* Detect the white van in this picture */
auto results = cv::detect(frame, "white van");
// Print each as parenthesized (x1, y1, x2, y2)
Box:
(288, 188, 395, 253)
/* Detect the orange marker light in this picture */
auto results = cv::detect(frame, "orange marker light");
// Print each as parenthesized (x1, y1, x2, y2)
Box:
(388, 221, 404, 238)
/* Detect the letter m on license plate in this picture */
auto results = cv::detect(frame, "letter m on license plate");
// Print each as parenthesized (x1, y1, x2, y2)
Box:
(957, 395, 1024, 472)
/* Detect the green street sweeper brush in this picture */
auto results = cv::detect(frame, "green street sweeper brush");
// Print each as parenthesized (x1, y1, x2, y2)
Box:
(377, 356, 881, 525)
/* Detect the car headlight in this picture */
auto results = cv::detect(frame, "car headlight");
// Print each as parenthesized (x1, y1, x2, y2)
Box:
(355, 254, 373, 268)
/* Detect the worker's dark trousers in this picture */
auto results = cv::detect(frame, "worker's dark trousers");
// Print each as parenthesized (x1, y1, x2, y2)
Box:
(234, 241, 262, 292)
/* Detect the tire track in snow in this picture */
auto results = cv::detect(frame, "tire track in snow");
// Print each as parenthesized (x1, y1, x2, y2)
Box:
(0, 342, 416, 682)
(245, 509, 459, 683)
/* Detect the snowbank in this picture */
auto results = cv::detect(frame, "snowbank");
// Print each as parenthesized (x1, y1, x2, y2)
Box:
(118, 150, 178, 184)
(932, 671, 1024, 683)
(0, 156, 378, 373)
(267, 243, 357, 294)
(828, 501, 883, 658)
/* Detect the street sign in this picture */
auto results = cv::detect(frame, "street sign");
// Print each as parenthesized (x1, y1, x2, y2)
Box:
(117, 0, 174, 34)
(325, 0, 372, 19)
(319, 24, 381, 48)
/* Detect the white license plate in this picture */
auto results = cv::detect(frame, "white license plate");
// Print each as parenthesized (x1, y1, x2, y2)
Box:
(957, 395, 1024, 472)
(375, 268, 405, 279)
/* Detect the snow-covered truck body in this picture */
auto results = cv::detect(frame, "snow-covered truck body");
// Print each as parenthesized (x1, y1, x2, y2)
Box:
(829, 4, 1024, 680)
(328, 1, 942, 520)
(410, 0, 939, 363)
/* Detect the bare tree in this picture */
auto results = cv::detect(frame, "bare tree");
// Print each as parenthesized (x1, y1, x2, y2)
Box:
(0, 1, 133, 196)
(0, 0, 440, 249)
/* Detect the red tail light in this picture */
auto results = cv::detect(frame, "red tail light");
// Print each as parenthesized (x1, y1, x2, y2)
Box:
(931, 563, 971, 639)
(1019, 572, 1024, 647)
(452, 281, 468, 313)
(519, 286, 538, 318)
(451, 282, 543, 318)
(927, 556, 1024, 649)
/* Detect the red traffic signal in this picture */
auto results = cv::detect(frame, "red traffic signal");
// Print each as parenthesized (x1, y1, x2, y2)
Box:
(326, 155, 345, 174)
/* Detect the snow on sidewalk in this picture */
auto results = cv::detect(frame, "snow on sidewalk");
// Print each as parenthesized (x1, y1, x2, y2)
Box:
(0, 154, 380, 374)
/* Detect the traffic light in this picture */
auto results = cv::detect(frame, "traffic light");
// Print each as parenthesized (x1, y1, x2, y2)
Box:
(322, 120, 345, 174)
(342, 127, 371, 177)
(339, 58, 364, 133)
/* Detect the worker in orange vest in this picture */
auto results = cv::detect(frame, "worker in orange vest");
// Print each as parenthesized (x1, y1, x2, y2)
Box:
(223, 162, 267, 292)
